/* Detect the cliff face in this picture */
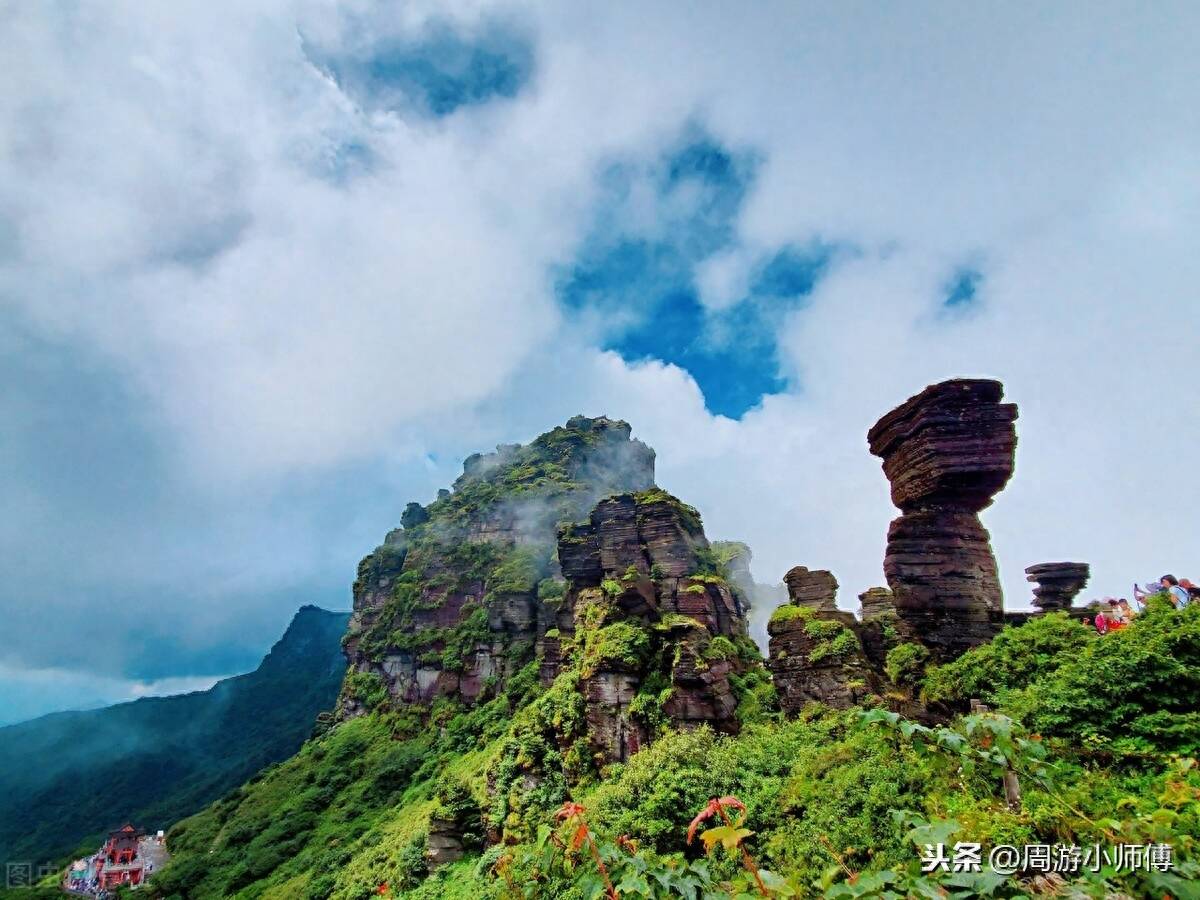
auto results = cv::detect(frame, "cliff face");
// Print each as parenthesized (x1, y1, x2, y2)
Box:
(549, 491, 757, 761)
(341, 416, 654, 715)
(339, 417, 770, 766)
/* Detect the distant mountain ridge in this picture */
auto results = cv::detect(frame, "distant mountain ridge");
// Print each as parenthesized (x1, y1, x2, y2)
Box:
(0, 605, 349, 866)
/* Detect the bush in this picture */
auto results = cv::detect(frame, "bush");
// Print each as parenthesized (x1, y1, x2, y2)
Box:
(1008, 604, 1200, 754)
(345, 671, 389, 711)
(581, 621, 651, 674)
(769, 604, 811, 626)
(885, 642, 930, 689)
(922, 612, 1093, 705)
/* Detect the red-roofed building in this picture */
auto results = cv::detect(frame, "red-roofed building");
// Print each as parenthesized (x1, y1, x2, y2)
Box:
(97, 824, 146, 889)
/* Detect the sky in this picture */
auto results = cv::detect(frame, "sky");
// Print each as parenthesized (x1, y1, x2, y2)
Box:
(1, 1, 1197, 725)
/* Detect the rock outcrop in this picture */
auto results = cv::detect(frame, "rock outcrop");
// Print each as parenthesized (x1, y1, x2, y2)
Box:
(782, 567, 839, 613)
(339, 417, 766, 767)
(340, 416, 656, 716)
(766, 571, 880, 713)
(868, 379, 1018, 660)
(855, 586, 909, 670)
(1025, 562, 1091, 612)
(549, 490, 756, 762)
(858, 587, 896, 621)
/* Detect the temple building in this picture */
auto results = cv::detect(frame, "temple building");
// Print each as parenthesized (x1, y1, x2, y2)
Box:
(97, 824, 147, 890)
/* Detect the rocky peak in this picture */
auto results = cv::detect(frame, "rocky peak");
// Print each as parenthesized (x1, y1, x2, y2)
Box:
(339, 416, 656, 717)
(545, 488, 760, 763)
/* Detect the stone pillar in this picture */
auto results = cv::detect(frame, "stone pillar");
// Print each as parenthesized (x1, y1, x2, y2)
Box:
(783, 566, 839, 612)
(1024, 562, 1090, 612)
(858, 587, 896, 621)
(868, 379, 1018, 660)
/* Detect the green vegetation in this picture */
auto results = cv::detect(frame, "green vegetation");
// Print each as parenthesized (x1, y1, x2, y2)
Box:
(806, 625, 859, 665)
(884, 641, 930, 689)
(922, 612, 1093, 705)
(633, 488, 703, 534)
(150, 604, 1200, 899)
(768, 603, 811, 626)
(580, 622, 652, 675)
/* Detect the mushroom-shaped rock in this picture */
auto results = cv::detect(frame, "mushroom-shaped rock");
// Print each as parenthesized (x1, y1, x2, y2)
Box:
(1025, 562, 1091, 612)
(869, 378, 1018, 660)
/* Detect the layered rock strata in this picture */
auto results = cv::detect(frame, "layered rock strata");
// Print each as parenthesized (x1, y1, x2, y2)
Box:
(1024, 562, 1091, 612)
(859, 587, 896, 621)
(551, 490, 755, 762)
(766, 569, 880, 712)
(868, 379, 1018, 660)
(856, 586, 908, 670)
(340, 417, 655, 716)
(782, 567, 839, 612)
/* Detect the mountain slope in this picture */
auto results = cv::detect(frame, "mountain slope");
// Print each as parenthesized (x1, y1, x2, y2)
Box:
(0, 605, 349, 865)
(149, 415, 1200, 900)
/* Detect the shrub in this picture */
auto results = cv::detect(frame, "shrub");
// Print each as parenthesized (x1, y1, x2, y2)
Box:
(1009, 604, 1200, 754)
(885, 642, 930, 689)
(922, 612, 1092, 705)
(581, 621, 651, 674)
(345, 671, 389, 711)
(769, 604, 811, 626)
(807, 627, 859, 665)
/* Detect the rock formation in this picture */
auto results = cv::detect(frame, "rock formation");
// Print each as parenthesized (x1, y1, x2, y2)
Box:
(858, 586, 896, 621)
(782, 567, 839, 612)
(339, 417, 766, 766)
(340, 416, 655, 716)
(1025, 562, 1090, 612)
(425, 816, 465, 868)
(868, 379, 1018, 660)
(550, 490, 755, 762)
(855, 586, 909, 670)
(766, 569, 880, 712)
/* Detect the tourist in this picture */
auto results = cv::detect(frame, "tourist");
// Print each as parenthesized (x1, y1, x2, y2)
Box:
(1105, 600, 1128, 630)
(1161, 575, 1191, 608)
(1181, 578, 1200, 603)
(1117, 598, 1136, 622)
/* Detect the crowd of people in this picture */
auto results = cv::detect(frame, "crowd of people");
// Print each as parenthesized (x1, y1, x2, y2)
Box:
(1087, 574, 1196, 633)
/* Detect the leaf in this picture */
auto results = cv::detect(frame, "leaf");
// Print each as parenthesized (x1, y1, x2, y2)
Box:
(757, 868, 798, 896)
(615, 870, 653, 896)
(699, 825, 754, 853)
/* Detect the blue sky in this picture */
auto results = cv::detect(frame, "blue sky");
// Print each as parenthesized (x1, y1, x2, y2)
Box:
(1, 2, 1198, 724)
